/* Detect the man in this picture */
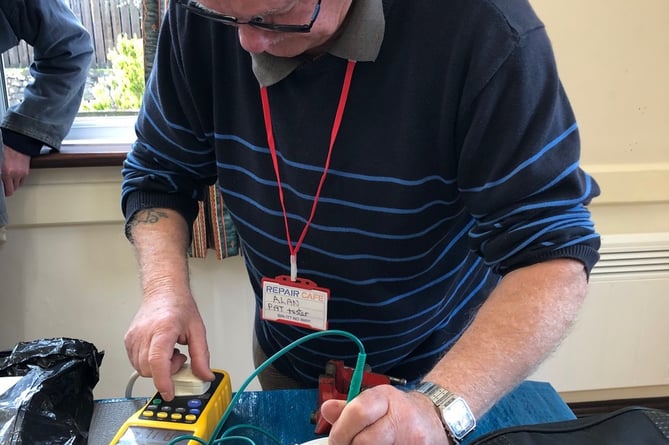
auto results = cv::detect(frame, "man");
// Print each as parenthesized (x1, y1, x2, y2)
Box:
(1, 0, 93, 241)
(121, 0, 601, 443)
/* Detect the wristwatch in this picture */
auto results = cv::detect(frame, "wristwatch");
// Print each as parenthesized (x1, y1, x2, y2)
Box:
(414, 381, 476, 443)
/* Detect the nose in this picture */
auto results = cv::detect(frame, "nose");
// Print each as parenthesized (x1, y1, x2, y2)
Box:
(237, 26, 274, 54)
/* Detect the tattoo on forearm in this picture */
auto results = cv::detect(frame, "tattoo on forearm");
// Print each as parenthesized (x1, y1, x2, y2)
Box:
(137, 209, 169, 224)
(125, 209, 169, 243)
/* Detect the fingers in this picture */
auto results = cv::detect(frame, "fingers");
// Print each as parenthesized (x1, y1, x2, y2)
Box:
(123, 300, 214, 401)
(327, 390, 391, 445)
(2, 170, 26, 196)
(1, 145, 31, 196)
(325, 386, 447, 445)
(1, 177, 13, 197)
(180, 317, 216, 382)
(170, 349, 189, 375)
(148, 333, 181, 401)
(320, 399, 347, 425)
(187, 324, 215, 382)
(1, 174, 20, 197)
(125, 329, 190, 401)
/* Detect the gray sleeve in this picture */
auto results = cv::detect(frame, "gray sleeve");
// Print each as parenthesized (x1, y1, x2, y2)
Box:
(1, 0, 93, 150)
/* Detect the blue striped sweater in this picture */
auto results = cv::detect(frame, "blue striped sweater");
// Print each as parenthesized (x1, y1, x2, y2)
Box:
(122, 0, 600, 385)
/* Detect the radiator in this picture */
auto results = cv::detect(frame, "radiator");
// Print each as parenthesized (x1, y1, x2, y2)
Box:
(591, 232, 669, 279)
(531, 232, 669, 394)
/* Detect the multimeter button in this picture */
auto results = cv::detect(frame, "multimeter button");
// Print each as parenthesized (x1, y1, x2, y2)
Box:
(171, 413, 183, 420)
(151, 398, 162, 405)
(185, 414, 197, 422)
(160, 406, 172, 412)
(187, 399, 203, 408)
(141, 410, 155, 417)
(175, 407, 187, 413)
(156, 412, 169, 419)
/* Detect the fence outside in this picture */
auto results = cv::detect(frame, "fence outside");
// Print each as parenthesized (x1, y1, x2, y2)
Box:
(2, 0, 143, 69)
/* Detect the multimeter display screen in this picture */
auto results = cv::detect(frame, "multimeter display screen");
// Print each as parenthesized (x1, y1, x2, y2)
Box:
(116, 426, 194, 444)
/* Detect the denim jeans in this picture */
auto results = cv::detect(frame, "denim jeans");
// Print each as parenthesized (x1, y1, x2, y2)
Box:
(0, 144, 7, 240)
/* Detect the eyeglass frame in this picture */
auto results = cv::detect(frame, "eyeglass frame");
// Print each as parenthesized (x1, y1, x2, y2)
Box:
(174, 0, 322, 33)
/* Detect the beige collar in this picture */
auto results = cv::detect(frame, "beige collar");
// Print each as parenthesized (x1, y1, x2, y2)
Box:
(250, 0, 384, 86)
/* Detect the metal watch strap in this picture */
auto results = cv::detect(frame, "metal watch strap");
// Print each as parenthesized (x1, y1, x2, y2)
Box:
(414, 381, 475, 443)
(416, 381, 458, 407)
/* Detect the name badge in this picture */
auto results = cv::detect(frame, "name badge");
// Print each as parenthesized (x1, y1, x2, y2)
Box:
(261, 275, 330, 331)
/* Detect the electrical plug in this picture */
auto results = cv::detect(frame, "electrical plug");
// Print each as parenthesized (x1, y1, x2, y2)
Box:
(172, 363, 211, 396)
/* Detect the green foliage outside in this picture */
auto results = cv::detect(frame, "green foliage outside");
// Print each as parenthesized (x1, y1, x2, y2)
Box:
(82, 34, 144, 111)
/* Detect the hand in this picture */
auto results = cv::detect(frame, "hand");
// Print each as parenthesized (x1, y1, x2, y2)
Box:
(320, 385, 451, 445)
(124, 292, 215, 401)
(1, 145, 31, 196)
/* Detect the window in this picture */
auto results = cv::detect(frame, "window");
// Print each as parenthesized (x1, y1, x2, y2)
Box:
(1, 0, 163, 162)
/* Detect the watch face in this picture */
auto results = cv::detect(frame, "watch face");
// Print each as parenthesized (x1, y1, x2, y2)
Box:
(441, 398, 476, 439)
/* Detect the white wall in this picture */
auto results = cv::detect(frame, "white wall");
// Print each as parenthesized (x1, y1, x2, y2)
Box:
(532, 0, 669, 168)
(1, 0, 668, 401)
(0, 167, 259, 399)
(530, 234, 669, 401)
(531, 0, 669, 233)
(531, 0, 669, 236)
(526, 0, 669, 400)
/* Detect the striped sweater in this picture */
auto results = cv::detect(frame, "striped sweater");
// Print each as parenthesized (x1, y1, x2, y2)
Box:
(122, 0, 601, 385)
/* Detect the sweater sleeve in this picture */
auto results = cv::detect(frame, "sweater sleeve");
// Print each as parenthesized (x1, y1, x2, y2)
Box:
(455, 24, 600, 276)
(121, 2, 218, 230)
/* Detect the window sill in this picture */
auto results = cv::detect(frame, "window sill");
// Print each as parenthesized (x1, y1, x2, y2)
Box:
(29, 114, 135, 168)
(30, 144, 129, 169)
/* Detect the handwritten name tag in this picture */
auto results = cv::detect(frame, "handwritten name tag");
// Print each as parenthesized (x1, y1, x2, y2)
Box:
(261, 275, 330, 331)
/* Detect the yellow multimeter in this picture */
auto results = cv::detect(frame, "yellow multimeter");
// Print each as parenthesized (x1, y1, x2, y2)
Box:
(110, 369, 232, 445)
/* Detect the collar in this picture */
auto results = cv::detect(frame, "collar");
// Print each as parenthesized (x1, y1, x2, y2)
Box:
(251, 0, 385, 86)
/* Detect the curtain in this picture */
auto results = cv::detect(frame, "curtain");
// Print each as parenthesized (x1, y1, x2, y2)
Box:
(142, 0, 166, 83)
(141, 0, 239, 259)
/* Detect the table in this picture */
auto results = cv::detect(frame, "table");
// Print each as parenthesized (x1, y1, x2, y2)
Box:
(90, 380, 575, 445)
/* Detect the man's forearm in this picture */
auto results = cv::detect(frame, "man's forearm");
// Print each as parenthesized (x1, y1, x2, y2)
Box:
(423, 258, 588, 417)
(128, 208, 193, 300)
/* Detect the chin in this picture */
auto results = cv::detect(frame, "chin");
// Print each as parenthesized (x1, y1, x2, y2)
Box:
(265, 46, 306, 58)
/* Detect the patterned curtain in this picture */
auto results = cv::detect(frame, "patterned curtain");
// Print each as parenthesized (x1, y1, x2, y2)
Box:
(141, 0, 239, 259)
(142, 0, 167, 83)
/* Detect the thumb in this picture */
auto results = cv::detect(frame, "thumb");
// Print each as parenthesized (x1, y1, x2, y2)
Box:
(320, 399, 348, 424)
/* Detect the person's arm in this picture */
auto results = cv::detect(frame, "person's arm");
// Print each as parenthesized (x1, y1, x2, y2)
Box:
(0, 0, 92, 195)
(322, 258, 587, 444)
(423, 258, 587, 414)
(1, 0, 92, 150)
(120, 2, 218, 399)
(124, 207, 215, 401)
(1, 0, 92, 149)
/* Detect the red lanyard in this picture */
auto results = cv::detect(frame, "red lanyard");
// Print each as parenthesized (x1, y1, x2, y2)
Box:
(260, 60, 356, 281)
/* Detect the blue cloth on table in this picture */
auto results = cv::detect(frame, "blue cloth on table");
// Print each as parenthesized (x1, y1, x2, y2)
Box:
(468, 381, 576, 444)
(222, 381, 574, 444)
(90, 380, 574, 445)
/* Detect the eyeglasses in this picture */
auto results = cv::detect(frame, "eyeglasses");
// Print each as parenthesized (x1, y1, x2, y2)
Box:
(175, 0, 322, 33)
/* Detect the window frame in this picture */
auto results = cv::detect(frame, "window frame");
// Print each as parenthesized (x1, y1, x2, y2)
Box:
(1, 65, 129, 170)
(30, 115, 134, 169)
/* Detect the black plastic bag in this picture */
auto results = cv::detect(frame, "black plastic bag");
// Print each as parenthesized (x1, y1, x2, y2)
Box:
(0, 338, 104, 444)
